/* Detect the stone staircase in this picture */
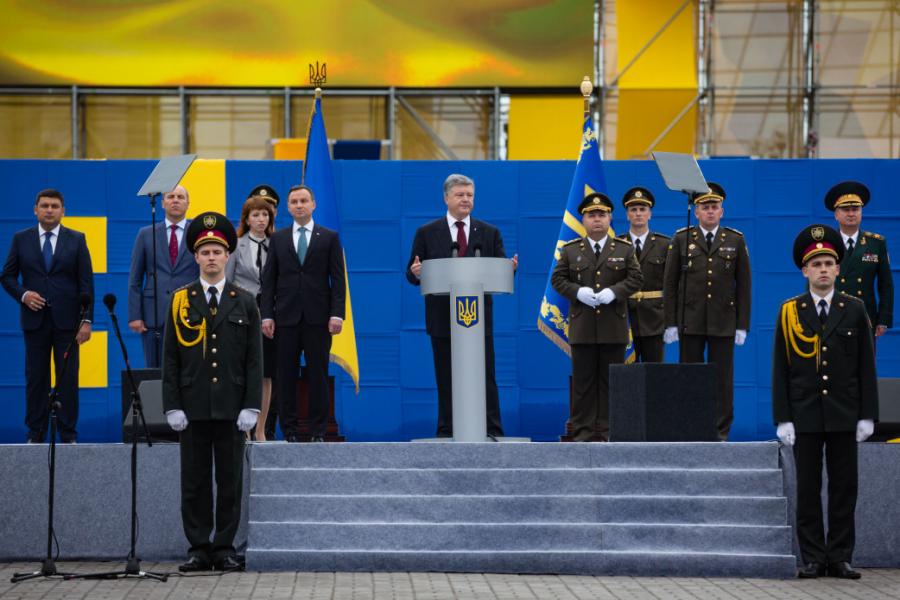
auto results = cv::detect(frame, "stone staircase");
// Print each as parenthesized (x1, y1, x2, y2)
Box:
(245, 442, 796, 577)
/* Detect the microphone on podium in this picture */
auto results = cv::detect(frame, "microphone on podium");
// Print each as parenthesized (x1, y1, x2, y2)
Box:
(451, 242, 460, 258)
(473, 243, 482, 257)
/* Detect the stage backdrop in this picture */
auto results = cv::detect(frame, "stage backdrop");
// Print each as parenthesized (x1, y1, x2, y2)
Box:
(0, 158, 896, 443)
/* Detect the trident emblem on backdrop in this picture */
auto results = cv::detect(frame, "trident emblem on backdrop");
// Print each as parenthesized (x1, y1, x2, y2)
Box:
(309, 61, 327, 86)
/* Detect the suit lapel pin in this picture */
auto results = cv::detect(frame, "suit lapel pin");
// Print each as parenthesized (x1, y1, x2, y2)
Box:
(801, 302, 807, 308)
(839, 302, 844, 307)
(191, 290, 197, 296)
(229, 290, 236, 297)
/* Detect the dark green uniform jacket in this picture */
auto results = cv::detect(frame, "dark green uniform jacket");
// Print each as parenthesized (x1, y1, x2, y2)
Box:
(663, 226, 752, 336)
(772, 291, 878, 433)
(835, 230, 893, 328)
(162, 280, 263, 421)
(551, 235, 643, 345)
(617, 231, 669, 336)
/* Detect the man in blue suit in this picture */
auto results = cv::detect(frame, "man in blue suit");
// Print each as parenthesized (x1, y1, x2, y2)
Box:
(128, 185, 199, 367)
(1, 189, 94, 443)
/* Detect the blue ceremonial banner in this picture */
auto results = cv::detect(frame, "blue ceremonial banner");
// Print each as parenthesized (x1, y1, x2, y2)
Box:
(302, 92, 361, 390)
(538, 111, 633, 361)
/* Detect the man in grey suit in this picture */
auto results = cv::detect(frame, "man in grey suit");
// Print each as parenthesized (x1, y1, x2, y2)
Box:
(128, 185, 199, 367)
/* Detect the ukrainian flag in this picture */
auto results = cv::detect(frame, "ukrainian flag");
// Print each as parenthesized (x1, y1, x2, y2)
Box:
(302, 90, 360, 391)
(538, 103, 633, 362)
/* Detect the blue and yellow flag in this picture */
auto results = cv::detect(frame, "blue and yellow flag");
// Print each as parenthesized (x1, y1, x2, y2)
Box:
(538, 109, 633, 361)
(302, 91, 360, 391)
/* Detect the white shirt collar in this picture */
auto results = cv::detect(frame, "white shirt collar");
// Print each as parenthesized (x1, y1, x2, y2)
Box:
(293, 219, 314, 234)
(165, 218, 186, 230)
(630, 230, 648, 246)
(446, 213, 471, 230)
(587, 234, 608, 252)
(699, 225, 718, 240)
(841, 231, 859, 245)
(810, 288, 835, 308)
(200, 276, 226, 297)
(39, 223, 61, 237)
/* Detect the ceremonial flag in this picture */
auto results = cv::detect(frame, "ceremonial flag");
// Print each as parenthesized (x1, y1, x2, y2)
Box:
(538, 104, 633, 361)
(302, 91, 360, 390)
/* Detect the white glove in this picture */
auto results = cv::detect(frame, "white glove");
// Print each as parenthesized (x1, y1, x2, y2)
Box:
(663, 327, 679, 344)
(776, 422, 795, 446)
(856, 419, 874, 443)
(735, 329, 747, 346)
(576, 287, 599, 307)
(596, 288, 616, 305)
(166, 410, 188, 432)
(237, 409, 259, 432)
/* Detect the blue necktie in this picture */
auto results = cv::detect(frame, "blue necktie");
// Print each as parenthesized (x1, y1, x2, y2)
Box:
(42, 232, 53, 271)
(297, 227, 308, 265)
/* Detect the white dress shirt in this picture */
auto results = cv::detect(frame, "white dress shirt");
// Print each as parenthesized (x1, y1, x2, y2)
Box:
(810, 289, 835, 317)
(293, 219, 314, 252)
(588, 234, 608, 255)
(841, 231, 859, 250)
(699, 226, 719, 244)
(38, 223, 61, 254)
(165, 218, 186, 248)
(630, 230, 648, 249)
(446, 213, 470, 243)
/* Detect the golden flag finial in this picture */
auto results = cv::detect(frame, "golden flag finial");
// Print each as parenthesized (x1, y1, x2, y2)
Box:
(315, 87, 322, 99)
(580, 76, 593, 98)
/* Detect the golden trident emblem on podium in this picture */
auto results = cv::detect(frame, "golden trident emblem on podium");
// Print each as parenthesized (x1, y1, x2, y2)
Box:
(456, 296, 479, 328)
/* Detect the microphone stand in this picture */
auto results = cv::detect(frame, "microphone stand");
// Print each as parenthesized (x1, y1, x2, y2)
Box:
(11, 303, 88, 583)
(66, 299, 167, 582)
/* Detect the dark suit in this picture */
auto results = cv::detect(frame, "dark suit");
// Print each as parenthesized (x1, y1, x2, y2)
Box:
(260, 222, 345, 438)
(162, 280, 262, 562)
(618, 232, 669, 362)
(664, 226, 752, 439)
(1, 225, 94, 443)
(551, 235, 643, 441)
(772, 291, 878, 566)
(406, 217, 507, 437)
(128, 220, 199, 367)
(835, 231, 893, 332)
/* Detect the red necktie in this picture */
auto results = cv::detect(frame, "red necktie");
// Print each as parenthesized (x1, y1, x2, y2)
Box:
(455, 221, 467, 257)
(169, 224, 178, 266)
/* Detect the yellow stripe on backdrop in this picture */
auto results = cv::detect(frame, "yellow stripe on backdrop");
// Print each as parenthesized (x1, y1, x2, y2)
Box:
(61, 216, 107, 274)
(51, 331, 108, 388)
(615, 0, 697, 159)
(180, 159, 226, 216)
(508, 95, 584, 160)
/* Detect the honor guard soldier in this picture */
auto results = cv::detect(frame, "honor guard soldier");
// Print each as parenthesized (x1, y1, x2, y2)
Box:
(773, 224, 877, 580)
(825, 181, 893, 339)
(551, 192, 643, 441)
(662, 182, 751, 440)
(616, 187, 669, 362)
(163, 212, 262, 572)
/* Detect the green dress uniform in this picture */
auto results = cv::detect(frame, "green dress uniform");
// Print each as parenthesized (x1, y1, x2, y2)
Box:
(663, 183, 752, 440)
(551, 193, 643, 442)
(835, 231, 892, 332)
(163, 214, 262, 568)
(772, 224, 878, 575)
(825, 181, 894, 335)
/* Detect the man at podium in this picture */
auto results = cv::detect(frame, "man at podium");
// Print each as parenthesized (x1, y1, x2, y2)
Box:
(406, 174, 517, 439)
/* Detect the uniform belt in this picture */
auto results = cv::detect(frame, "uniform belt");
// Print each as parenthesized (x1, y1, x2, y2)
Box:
(630, 290, 663, 300)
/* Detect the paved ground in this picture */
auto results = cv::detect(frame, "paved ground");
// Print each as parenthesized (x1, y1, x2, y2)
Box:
(2, 563, 899, 599)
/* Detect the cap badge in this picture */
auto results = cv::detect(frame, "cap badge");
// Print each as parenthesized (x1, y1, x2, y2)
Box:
(811, 226, 824, 240)
(634, 190, 642, 198)
(203, 215, 216, 229)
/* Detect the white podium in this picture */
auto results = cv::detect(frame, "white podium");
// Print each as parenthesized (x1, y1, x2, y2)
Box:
(420, 257, 515, 442)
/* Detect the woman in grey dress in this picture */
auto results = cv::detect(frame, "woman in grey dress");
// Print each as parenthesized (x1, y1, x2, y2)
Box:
(226, 196, 275, 441)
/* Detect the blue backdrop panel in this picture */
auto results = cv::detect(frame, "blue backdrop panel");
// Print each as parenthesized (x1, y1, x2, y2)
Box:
(0, 158, 897, 443)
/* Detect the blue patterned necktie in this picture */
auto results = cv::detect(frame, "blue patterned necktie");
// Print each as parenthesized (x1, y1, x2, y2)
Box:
(297, 227, 308, 265)
(42, 231, 53, 271)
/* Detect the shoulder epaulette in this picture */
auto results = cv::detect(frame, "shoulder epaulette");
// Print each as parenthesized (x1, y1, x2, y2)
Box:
(724, 226, 744, 236)
(782, 293, 806, 307)
(563, 237, 582, 246)
(173, 282, 193, 294)
(616, 237, 632, 246)
(651, 231, 671, 239)
(675, 226, 691, 234)
(864, 231, 884, 240)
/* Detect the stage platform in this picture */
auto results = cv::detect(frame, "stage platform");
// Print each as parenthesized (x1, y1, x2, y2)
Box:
(0, 442, 897, 578)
